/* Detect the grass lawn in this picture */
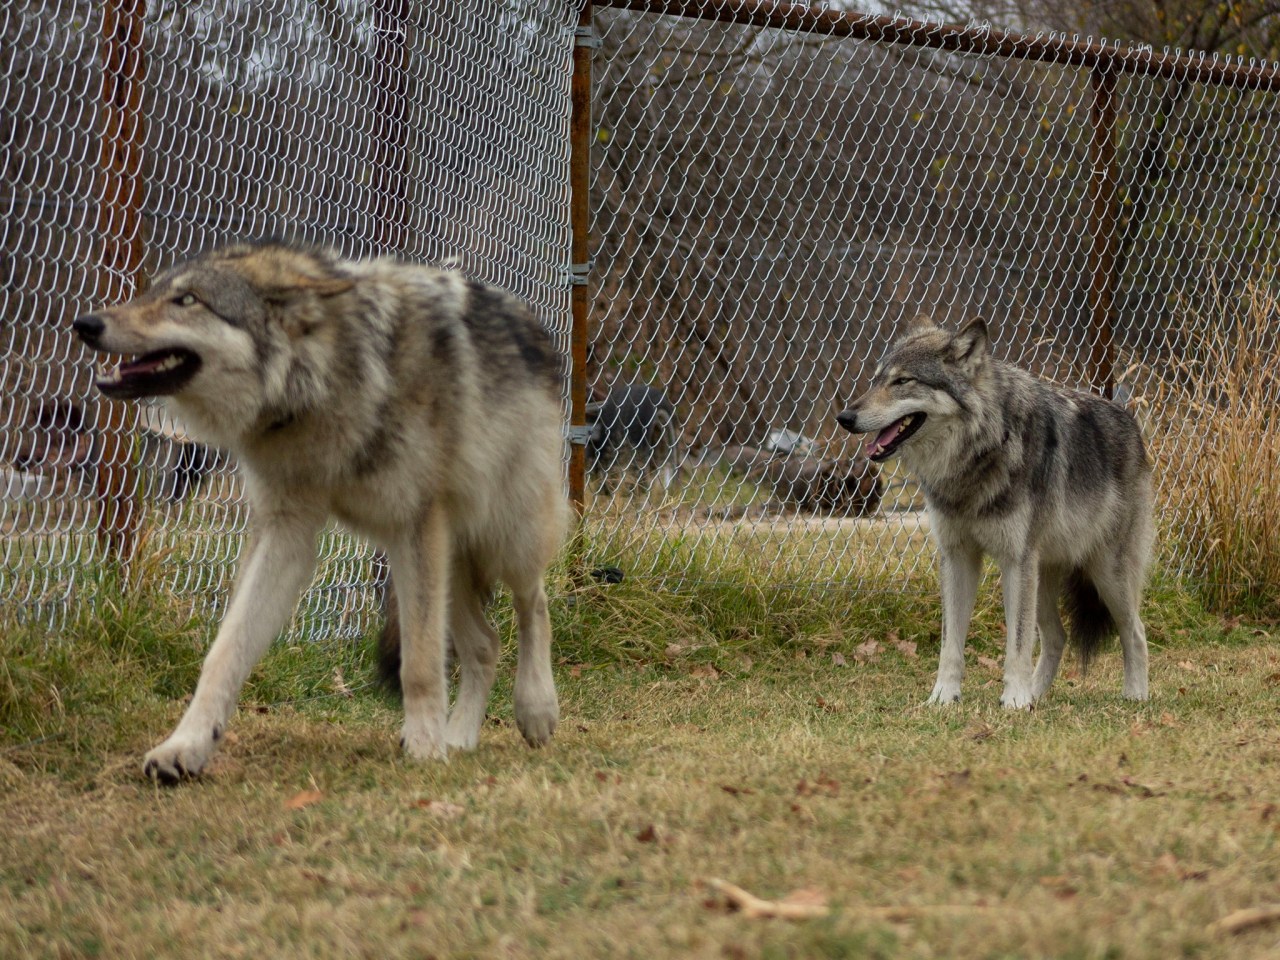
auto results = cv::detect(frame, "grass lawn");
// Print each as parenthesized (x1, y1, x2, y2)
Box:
(2, 567, 1278, 959)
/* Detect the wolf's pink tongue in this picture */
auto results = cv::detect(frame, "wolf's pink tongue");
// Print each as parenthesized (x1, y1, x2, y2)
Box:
(865, 420, 902, 457)
(876, 421, 903, 446)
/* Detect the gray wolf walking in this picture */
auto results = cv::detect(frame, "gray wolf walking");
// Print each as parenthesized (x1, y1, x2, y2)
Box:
(836, 317, 1153, 708)
(73, 240, 569, 780)
(586, 382, 681, 494)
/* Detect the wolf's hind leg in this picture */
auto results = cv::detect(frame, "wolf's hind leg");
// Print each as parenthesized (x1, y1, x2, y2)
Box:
(392, 506, 451, 761)
(1094, 572, 1150, 701)
(509, 576, 558, 747)
(144, 511, 322, 782)
(927, 541, 981, 705)
(1031, 571, 1067, 700)
(445, 564, 500, 751)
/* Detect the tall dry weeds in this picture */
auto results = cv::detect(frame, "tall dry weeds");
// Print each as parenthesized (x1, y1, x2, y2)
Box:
(1142, 283, 1280, 615)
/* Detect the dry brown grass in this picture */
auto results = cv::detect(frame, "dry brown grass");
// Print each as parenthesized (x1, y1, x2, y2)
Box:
(2, 614, 1277, 959)
(1140, 284, 1280, 616)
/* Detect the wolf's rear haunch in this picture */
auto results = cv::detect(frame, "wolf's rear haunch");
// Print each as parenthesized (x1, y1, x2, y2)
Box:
(72, 240, 570, 782)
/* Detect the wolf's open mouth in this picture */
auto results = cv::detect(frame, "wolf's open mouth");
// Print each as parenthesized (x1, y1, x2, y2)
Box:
(865, 413, 926, 461)
(96, 348, 202, 400)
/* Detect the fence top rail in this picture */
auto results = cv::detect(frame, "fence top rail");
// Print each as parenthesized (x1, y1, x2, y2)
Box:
(594, 0, 1280, 91)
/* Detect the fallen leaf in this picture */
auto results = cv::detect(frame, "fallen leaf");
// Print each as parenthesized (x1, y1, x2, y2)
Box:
(635, 824, 659, 843)
(720, 784, 755, 796)
(831, 652, 848, 667)
(796, 773, 840, 797)
(1120, 776, 1164, 798)
(1177, 660, 1200, 672)
(331, 668, 353, 698)
(284, 789, 324, 811)
(967, 722, 996, 742)
(895, 638, 918, 658)
(854, 640, 881, 662)
(690, 664, 720, 680)
(977, 655, 1002, 671)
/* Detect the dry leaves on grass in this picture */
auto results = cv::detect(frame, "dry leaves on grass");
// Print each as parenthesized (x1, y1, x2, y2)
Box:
(854, 640, 881, 662)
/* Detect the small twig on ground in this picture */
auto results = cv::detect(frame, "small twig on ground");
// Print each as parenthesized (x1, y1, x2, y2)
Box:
(706, 878, 1015, 923)
(1207, 905, 1280, 937)
(707, 878, 829, 919)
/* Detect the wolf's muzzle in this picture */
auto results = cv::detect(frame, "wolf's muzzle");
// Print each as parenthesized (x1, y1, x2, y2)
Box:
(73, 314, 105, 347)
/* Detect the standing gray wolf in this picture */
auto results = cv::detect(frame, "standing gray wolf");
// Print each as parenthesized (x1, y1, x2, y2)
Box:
(73, 240, 569, 780)
(586, 382, 681, 494)
(836, 316, 1153, 708)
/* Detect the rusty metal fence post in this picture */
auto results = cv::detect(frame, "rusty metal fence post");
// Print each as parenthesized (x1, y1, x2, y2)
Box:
(94, 0, 146, 563)
(1088, 66, 1118, 399)
(568, 2, 594, 514)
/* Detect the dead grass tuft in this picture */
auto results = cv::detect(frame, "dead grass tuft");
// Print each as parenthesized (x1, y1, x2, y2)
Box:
(1141, 283, 1280, 616)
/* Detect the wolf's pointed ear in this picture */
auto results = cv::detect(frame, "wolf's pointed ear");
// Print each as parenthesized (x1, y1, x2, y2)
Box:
(907, 314, 938, 335)
(950, 317, 990, 365)
(262, 274, 355, 304)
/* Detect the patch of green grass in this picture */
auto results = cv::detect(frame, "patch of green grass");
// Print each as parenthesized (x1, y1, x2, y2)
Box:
(2, 513, 1277, 958)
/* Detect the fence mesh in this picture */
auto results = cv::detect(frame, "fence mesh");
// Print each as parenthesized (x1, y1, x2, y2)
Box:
(584, 3, 1280, 593)
(4, 0, 1280, 638)
(2, 0, 577, 635)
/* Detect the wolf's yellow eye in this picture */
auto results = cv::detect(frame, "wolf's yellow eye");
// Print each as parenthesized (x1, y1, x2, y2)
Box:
(174, 293, 197, 307)
(891, 376, 915, 386)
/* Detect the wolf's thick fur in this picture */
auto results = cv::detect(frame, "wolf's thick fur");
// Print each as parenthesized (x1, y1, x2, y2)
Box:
(837, 317, 1153, 708)
(73, 241, 570, 780)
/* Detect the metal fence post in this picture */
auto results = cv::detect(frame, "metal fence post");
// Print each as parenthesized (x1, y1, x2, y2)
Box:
(95, 0, 146, 562)
(371, 0, 410, 254)
(569, 1, 594, 514)
(1088, 65, 1117, 399)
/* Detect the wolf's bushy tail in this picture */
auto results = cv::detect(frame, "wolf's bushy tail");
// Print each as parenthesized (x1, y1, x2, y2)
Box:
(375, 564, 403, 695)
(1062, 569, 1114, 672)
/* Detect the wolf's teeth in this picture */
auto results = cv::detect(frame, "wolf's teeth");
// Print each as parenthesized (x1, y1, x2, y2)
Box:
(901, 415, 913, 427)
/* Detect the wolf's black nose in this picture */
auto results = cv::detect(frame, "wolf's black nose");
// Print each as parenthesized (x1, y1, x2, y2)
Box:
(835, 409, 859, 432)
(73, 314, 105, 345)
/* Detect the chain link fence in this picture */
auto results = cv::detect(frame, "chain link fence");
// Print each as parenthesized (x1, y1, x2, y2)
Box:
(4, 0, 1279, 636)
(582, 0, 1280, 594)
(3, 0, 577, 634)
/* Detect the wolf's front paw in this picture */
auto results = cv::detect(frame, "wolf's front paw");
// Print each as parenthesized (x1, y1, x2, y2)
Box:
(1122, 679, 1150, 701)
(143, 732, 217, 784)
(400, 719, 448, 762)
(515, 697, 558, 748)
(925, 682, 962, 706)
(1000, 685, 1035, 710)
